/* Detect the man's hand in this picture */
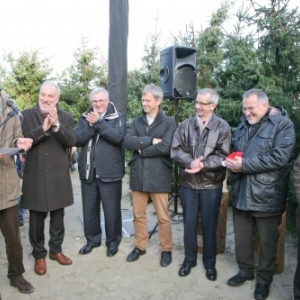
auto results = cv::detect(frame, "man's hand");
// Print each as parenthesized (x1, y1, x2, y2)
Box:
(48, 107, 59, 127)
(86, 109, 101, 126)
(42, 115, 52, 132)
(185, 156, 204, 174)
(0, 153, 4, 159)
(16, 138, 33, 152)
(153, 138, 162, 144)
(225, 156, 242, 173)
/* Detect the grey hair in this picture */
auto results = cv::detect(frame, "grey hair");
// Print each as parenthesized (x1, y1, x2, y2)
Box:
(142, 84, 163, 100)
(197, 88, 219, 105)
(89, 87, 109, 101)
(242, 89, 269, 104)
(40, 80, 61, 97)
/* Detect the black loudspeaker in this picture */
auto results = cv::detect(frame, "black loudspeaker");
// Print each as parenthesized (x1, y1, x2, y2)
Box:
(160, 46, 197, 100)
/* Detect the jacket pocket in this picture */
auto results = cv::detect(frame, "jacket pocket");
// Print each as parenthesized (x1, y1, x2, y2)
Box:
(203, 169, 226, 183)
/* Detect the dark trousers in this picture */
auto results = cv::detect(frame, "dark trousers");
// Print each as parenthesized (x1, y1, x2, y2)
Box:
(81, 179, 122, 248)
(29, 208, 65, 259)
(294, 207, 300, 300)
(179, 186, 222, 269)
(233, 208, 282, 285)
(0, 205, 25, 281)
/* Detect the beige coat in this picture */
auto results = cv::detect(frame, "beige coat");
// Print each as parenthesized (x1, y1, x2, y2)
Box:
(0, 94, 22, 211)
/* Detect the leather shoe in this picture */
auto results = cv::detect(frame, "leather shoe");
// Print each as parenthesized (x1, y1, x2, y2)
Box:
(49, 252, 72, 265)
(254, 283, 270, 300)
(227, 272, 255, 286)
(34, 258, 47, 275)
(79, 244, 100, 255)
(126, 247, 146, 262)
(178, 262, 197, 277)
(10, 277, 34, 294)
(160, 251, 172, 267)
(107, 247, 118, 257)
(206, 268, 217, 281)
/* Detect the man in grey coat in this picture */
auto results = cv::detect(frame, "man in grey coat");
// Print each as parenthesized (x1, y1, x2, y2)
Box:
(21, 81, 77, 276)
(0, 89, 34, 294)
(124, 84, 176, 267)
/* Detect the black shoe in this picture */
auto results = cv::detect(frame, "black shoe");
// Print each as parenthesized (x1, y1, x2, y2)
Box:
(79, 244, 100, 255)
(206, 268, 217, 281)
(254, 283, 270, 300)
(126, 247, 146, 262)
(160, 251, 172, 267)
(19, 221, 24, 229)
(178, 262, 197, 277)
(10, 278, 34, 294)
(107, 247, 118, 257)
(227, 272, 255, 287)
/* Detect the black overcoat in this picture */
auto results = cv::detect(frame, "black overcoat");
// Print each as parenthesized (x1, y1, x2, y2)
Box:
(21, 106, 77, 212)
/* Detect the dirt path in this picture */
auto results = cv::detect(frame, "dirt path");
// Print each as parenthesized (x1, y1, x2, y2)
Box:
(0, 171, 296, 299)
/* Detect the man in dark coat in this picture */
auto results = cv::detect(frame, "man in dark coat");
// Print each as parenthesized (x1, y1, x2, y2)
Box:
(124, 84, 176, 267)
(225, 89, 295, 300)
(21, 80, 77, 276)
(171, 88, 231, 281)
(75, 87, 126, 257)
(293, 154, 300, 300)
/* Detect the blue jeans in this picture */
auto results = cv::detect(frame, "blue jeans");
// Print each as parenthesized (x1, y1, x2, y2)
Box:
(179, 186, 222, 269)
(18, 196, 24, 223)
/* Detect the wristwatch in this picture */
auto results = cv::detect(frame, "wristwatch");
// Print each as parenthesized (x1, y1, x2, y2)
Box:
(52, 123, 60, 132)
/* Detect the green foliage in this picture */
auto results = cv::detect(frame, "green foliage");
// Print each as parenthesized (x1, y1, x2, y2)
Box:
(58, 37, 108, 123)
(1, 50, 51, 109)
(0, 0, 299, 231)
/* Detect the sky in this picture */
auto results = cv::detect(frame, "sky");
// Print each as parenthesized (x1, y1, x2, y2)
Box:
(0, 0, 298, 75)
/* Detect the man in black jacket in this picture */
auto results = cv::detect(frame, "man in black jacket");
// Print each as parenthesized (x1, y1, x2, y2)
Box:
(171, 88, 231, 281)
(293, 154, 300, 300)
(75, 87, 126, 257)
(124, 84, 176, 267)
(225, 89, 295, 300)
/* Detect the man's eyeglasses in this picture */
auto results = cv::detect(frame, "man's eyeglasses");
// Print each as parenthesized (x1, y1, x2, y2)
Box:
(195, 101, 214, 106)
(242, 103, 261, 113)
(91, 99, 108, 105)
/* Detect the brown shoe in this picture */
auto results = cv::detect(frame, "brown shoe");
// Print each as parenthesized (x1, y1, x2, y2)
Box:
(49, 252, 72, 265)
(10, 277, 34, 294)
(34, 258, 47, 275)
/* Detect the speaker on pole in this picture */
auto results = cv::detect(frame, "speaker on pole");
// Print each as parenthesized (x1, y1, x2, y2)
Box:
(160, 46, 197, 100)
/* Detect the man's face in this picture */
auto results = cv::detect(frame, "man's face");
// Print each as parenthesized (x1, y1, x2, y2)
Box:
(39, 84, 59, 113)
(90, 92, 109, 115)
(195, 93, 216, 118)
(141, 92, 162, 117)
(242, 94, 268, 124)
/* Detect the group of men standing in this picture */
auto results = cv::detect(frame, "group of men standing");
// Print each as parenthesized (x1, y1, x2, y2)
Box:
(0, 81, 299, 300)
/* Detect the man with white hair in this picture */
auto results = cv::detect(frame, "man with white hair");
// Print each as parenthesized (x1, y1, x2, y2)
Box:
(171, 88, 231, 281)
(21, 80, 77, 276)
(75, 87, 126, 257)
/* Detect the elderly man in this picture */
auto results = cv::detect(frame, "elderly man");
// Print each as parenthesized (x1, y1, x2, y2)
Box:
(225, 89, 295, 300)
(21, 80, 77, 276)
(0, 90, 34, 294)
(171, 88, 231, 281)
(75, 87, 125, 257)
(124, 84, 176, 267)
